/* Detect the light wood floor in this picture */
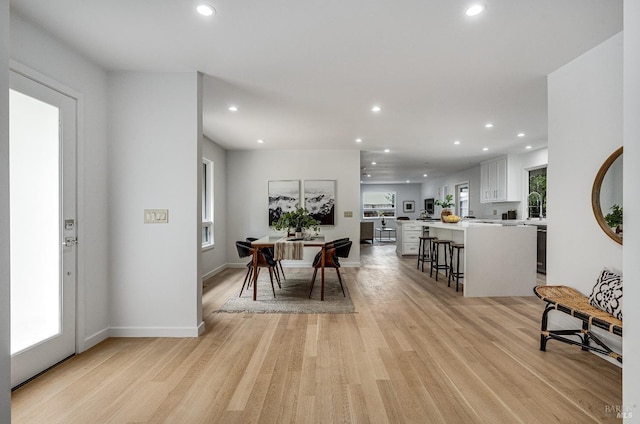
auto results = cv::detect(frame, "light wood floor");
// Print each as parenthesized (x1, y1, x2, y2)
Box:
(12, 244, 622, 423)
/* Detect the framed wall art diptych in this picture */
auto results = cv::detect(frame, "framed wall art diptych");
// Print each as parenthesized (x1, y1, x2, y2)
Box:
(304, 180, 336, 225)
(268, 180, 300, 226)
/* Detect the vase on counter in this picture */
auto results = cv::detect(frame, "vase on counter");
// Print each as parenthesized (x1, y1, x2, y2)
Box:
(440, 209, 452, 223)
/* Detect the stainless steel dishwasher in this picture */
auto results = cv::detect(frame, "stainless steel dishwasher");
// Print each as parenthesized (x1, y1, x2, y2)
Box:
(536, 225, 547, 274)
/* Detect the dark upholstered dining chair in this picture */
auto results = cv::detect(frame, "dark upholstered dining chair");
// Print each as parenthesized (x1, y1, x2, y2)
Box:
(235, 241, 280, 298)
(308, 239, 352, 298)
(246, 237, 285, 282)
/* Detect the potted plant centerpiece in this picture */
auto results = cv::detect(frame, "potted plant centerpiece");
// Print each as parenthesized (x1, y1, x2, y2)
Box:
(274, 207, 320, 238)
(435, 194, 456, 223)
(605, 204, 623, 235)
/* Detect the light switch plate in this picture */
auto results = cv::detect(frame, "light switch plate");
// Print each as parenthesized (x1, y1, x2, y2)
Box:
(344, 211, 353, 218)
(145, 209, 169, 223)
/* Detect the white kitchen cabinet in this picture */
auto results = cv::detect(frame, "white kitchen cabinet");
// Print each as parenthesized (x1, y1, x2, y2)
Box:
(396, 221, 424, 255)
(480, 155, 520, 203)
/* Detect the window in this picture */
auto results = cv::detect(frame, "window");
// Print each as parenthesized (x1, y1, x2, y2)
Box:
(456, 183, 469, 217)
(202, 158, 214, 248)
(363, 192, 396, 218)
(528, 167, 547, 218)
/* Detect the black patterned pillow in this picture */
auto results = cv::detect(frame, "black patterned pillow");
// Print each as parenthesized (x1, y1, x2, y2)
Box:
(589, 269, 623, 320)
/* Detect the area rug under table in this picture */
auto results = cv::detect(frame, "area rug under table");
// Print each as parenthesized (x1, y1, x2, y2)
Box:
(214, 271, 355, 314)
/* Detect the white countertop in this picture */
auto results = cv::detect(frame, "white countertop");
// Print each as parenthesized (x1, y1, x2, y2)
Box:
(426, 220, 537, 297)
(473, 218, 547, 226)
(396, 220, 537, 230)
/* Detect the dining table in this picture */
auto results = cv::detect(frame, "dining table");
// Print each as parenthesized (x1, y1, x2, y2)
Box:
(250, 235, 329, 300)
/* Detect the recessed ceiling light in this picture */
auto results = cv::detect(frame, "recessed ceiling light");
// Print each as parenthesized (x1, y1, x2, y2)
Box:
(525, 145, 532, 149)
(485, 123, 494, 128)
(228, 105, 238, 112)
(367, 174, 371, 178)
(454, 140, 461, 145)
(466, 4, 485, 16)
(482, 147, 489, 151)
(384, 149, 390, 153)
(257, 139, 264, 144)
(355, 138, 363, 143)
(517, 132, 525, 137)
(371, 105, 382, 113)
(196, 4, 216, 16)
(423, 174, 428, 177)
(406, 180, 410, 183)
(371, 162, 377, 165)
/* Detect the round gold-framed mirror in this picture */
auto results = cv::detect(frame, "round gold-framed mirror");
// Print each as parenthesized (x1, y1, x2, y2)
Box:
(592, 146, 623, 245)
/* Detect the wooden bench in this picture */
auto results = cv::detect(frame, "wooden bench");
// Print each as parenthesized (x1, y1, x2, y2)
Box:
(533, 285, 622, 364)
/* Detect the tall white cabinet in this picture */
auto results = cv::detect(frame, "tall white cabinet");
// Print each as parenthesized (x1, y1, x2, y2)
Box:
(480, 155, 522, 203)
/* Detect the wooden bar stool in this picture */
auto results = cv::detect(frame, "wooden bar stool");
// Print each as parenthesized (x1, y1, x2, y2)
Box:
(430, 239, 451, 281)
(417, 236, 437, 272)
(448, 243, 465, 292)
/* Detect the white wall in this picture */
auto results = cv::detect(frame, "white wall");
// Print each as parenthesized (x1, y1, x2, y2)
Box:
(361, 183, 422, 226)
(623, 0, 640, 415)
(423, 150, 547, 221)
(548, 33, 623, 287)
(10, 13, 110, 351)
(108, 72, 203, 337)
(226, 149, 361, 266)
(0, 0, 11, 417)
(548, 33, 623, 361)
(202, 136, 228, 279)
(421, 166, 482, 218)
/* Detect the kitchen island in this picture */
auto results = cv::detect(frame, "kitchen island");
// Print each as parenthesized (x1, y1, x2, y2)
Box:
(414, 221, 536, 297)
(395, 219, 440, 255)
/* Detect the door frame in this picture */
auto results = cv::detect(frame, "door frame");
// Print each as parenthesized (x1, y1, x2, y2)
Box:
(454, 181, 470, 217)
(10, 60, 87, 355)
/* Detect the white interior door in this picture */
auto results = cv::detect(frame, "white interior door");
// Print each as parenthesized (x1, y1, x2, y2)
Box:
(9, 70, 77, 388)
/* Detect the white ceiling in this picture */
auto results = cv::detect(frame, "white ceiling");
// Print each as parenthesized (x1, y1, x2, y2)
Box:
(11, 0, 622, 183)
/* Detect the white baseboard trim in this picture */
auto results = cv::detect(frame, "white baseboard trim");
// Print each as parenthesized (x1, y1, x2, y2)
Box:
(202, 264, 228, 280)
(81, 328, 110, 353)
(80, 322, 205, 351)
(109, 326, 201, 338)
(280, 261, 313, 267)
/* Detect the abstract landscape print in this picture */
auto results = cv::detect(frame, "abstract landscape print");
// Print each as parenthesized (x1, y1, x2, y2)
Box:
(304, 180, 335, 225)
(268, 180, 300, 226)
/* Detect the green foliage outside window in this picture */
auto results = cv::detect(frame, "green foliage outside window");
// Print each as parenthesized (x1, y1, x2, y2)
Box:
(528, 173, 547, 218)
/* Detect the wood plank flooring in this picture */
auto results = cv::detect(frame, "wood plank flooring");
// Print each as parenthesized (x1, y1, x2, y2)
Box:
(11, 244, 622, 423)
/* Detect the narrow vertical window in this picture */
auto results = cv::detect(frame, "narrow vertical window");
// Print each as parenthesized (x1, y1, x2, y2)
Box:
(528, 167, 547, 219)
(202, 158, 214, 248)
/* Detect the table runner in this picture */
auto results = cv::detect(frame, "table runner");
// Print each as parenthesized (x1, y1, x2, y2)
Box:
(274, 238, 304, 260)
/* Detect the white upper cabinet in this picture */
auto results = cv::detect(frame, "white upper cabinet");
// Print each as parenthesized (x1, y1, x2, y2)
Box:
(480, 155, 521, 203)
